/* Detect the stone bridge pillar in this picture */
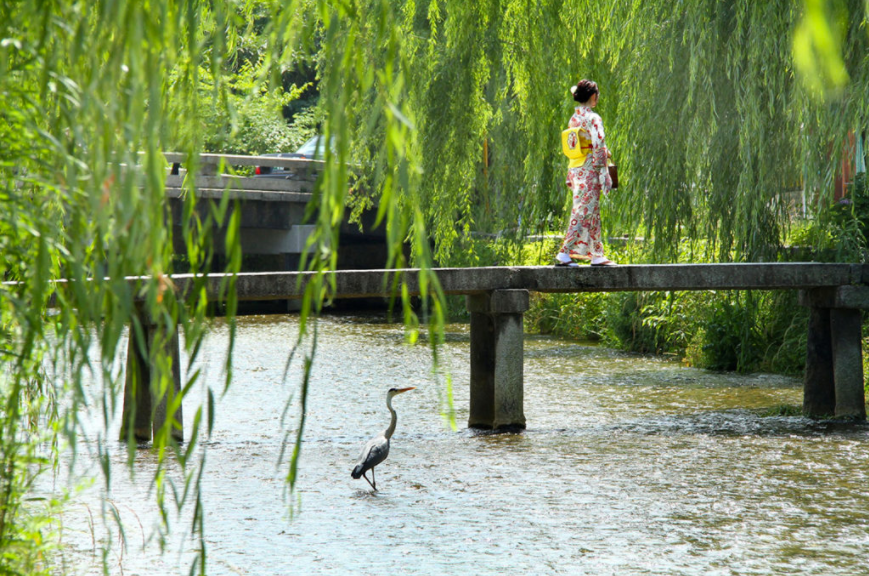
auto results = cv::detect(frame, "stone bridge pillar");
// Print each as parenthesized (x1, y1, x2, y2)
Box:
(466, 289, 529, 430)
(800, 287, 867, 419)
(120, 306, 184, 443)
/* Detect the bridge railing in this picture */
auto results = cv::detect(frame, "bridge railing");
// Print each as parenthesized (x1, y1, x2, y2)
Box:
(162, 152, 323, 198)
(162, 152, 325, 174)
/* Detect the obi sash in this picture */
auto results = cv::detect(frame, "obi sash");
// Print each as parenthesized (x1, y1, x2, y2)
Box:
(561, 127, 593, 169)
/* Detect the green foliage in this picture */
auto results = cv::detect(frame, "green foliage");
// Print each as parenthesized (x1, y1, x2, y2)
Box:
(829, 172, 869, 259)
(786, 219, 836, 250)
(527, 284, 809, 375)
(342, 0, 869, 266)
(760, 404, 805, 417)
(188, 61, 318, 156)
(847, 172, 869, 241)
(785, 171, 869, 262)
(526, 291, 610, 342)
(756, 291, 810, 376)
(793, 0, 851, 96)
(700, 293, 763, 372)
(608, 292, 699, 356)
(0, 0, 380, 573)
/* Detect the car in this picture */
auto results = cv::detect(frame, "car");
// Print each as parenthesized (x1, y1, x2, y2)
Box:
(254, 135, 331, 177)
(294, 135, 330, 160)
(253, 152, 306, 177)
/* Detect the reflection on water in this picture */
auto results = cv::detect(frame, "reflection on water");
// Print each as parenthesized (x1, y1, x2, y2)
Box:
(54, 314, 869, 575)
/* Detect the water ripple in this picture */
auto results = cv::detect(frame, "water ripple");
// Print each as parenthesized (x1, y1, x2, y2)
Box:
(53, 314, 869, 576)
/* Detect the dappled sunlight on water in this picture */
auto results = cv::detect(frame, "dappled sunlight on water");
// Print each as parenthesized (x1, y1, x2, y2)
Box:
(53, 314, 869, 575)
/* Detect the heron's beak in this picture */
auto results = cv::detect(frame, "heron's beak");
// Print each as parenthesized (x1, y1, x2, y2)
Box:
(396, 387, 416, 393)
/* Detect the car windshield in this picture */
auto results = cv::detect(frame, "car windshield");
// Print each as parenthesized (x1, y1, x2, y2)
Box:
(295, 135, 333, 159)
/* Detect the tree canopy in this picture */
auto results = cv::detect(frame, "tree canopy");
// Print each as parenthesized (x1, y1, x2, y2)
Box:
(340, 0, 869, 264)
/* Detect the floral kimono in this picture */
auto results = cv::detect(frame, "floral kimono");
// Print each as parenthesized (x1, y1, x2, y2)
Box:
(558, 105, 612, 259)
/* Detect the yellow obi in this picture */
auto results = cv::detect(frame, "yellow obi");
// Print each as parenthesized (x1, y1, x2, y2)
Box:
(561, 127, 593, 169)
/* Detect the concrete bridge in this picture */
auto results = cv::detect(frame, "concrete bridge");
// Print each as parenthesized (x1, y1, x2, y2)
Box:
(162, 153, 388, 284)
(123, 262, 869, 441)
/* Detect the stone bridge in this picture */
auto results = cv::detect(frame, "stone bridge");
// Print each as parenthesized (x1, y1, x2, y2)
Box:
(123, 263, 869, 440)
(162, 153, 388, 283)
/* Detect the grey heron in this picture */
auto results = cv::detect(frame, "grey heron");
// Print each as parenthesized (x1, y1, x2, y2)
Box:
(351, 386, 415, 490)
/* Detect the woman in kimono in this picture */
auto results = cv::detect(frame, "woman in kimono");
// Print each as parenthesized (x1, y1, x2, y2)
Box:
(555, 79, 615, 267)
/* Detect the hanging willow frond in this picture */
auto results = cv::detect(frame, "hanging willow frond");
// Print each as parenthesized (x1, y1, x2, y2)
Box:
(353, 0, 868, 264)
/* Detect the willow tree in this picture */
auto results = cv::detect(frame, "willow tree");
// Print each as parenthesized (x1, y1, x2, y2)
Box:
(0, 0, 429, 573)
(612, 0, 869, 261)
(0, 2, 248, 572)
(343, 0, 869, 264)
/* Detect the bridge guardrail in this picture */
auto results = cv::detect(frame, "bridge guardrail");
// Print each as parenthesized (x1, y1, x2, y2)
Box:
(163, 152, 325, 174)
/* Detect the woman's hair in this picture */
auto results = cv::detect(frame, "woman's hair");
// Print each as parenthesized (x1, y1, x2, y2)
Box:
(572, 79, 599, 103)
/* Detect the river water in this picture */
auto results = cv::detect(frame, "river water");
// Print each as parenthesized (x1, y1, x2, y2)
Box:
(54, 313, 869, 575)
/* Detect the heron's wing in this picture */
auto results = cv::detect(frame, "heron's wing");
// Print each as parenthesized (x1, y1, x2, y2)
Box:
(355, 435, 390, 473)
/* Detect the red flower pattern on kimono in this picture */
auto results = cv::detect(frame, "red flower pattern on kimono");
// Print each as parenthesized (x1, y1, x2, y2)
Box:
(559, 105, 611, 259)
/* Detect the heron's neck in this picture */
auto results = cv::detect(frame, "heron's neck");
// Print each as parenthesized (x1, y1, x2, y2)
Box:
(384, 396, 398, 439)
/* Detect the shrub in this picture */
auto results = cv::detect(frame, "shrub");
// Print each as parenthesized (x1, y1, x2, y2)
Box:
(755, 291, 808, 375)
(606, 291, 701, 355)
(700, 293, 762, 371)
(526, 291, 610, 342)
(177, 62, 317, 157)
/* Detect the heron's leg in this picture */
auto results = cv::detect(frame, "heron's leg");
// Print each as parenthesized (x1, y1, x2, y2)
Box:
(362, 471, 377, 491)
(371, 468, 377, 491)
